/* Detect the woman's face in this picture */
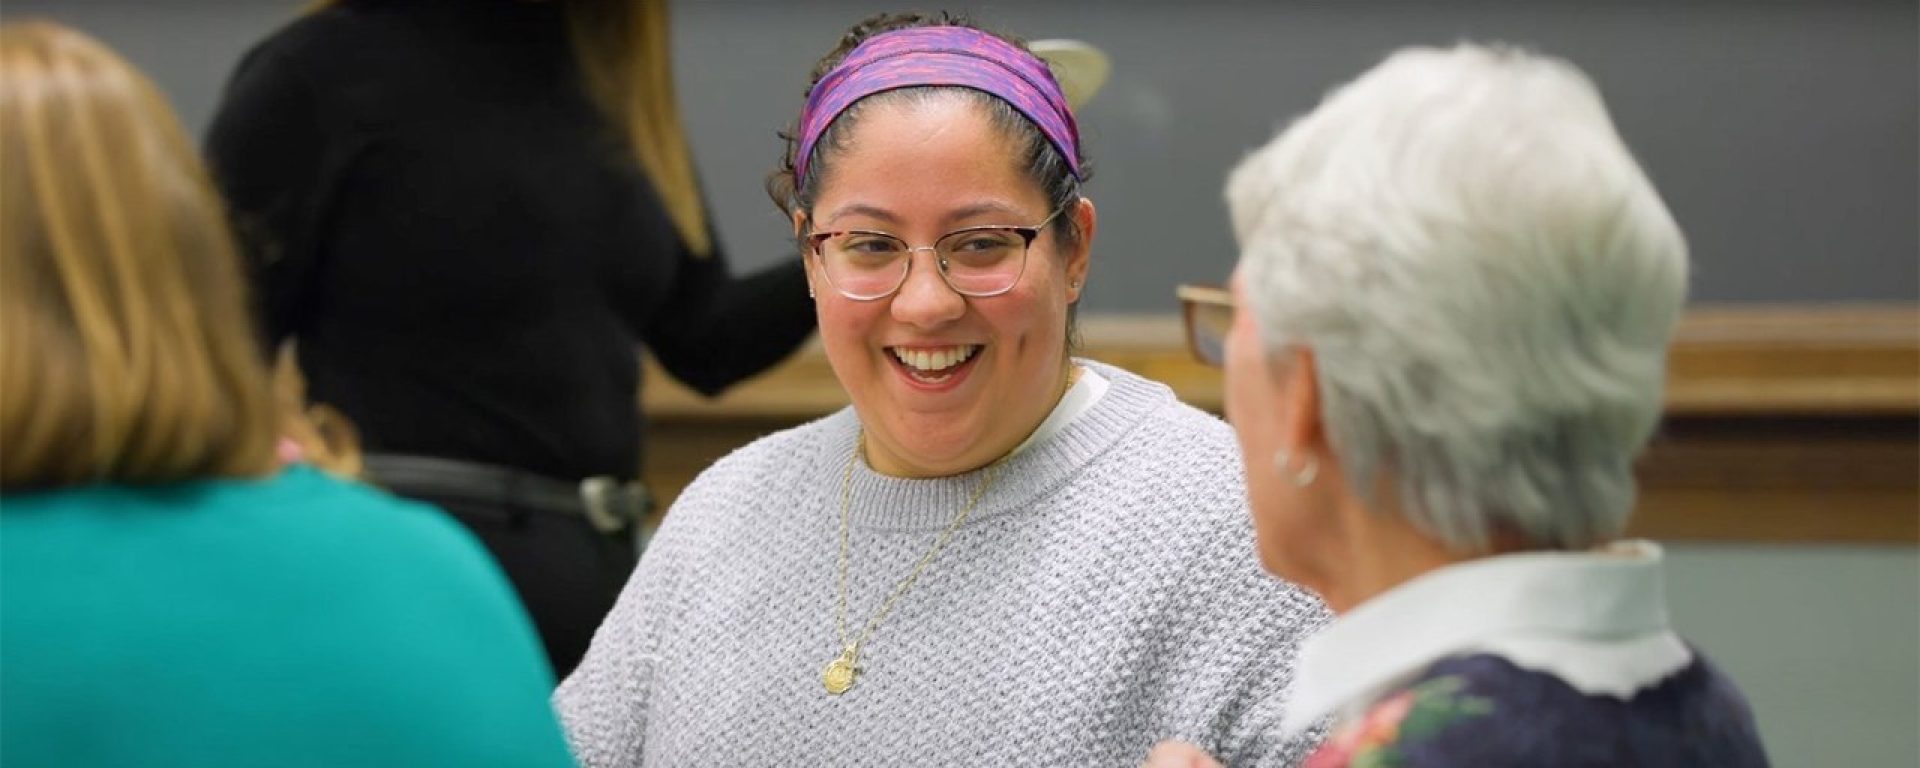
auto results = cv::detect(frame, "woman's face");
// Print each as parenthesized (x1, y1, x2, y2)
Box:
(799, 95, 1092, 478)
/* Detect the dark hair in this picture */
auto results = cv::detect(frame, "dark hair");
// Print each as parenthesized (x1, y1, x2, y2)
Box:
(766, 11, 1092, 252)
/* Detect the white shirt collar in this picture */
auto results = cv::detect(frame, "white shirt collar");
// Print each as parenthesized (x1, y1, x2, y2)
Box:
(1009, 364, 1109, 457)
(1279, 540, 1693, 737)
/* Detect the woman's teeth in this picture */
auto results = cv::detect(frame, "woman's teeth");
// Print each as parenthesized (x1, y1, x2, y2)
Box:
(891, 345, 980, 375)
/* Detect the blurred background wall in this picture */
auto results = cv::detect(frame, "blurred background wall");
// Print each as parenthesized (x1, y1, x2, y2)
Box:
(10, 0, 1914, 308)
(5, 1, 1914, 765)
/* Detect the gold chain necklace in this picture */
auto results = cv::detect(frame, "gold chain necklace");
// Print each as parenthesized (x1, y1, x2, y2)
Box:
(822, 367, 1075, 696)
(821, 431, 1002, 695)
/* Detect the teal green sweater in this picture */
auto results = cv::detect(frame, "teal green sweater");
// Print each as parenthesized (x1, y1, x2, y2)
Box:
(1, 466, 575, 767)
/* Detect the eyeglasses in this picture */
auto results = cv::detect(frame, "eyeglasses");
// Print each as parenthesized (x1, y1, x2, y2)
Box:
(806, 208, 1064, 301)
(1177, 283, 1233, 368)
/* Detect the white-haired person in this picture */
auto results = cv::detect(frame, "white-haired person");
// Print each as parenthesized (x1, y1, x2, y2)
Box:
(1148, 44, 1770, 767)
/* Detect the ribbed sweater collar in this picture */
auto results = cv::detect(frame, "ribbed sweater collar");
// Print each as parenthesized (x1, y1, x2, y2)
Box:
(820, 360, 1171, 532)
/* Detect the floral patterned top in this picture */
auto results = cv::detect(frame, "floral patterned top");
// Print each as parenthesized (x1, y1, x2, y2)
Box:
(1278, 543, 1772, 767)
(1303, 652, 1769, 767)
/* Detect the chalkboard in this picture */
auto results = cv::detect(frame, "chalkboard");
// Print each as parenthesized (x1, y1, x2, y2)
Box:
(9, 0, 1915, 309)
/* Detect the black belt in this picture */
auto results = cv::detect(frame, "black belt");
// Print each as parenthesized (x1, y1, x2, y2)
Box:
(362, 454, 650, 534)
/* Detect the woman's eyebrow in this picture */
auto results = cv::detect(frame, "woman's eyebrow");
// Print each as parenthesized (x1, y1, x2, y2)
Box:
(821, 203, 899, 227)
(946, 201, 1027, 222)
(821, 200, 1028, 229)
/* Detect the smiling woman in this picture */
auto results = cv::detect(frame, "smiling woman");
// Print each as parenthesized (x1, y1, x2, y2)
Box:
(555, 11, 1331, 768)
(796, 92, 1088, 477)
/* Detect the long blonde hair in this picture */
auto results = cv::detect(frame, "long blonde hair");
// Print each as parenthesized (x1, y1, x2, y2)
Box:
(0, 21, 278, 490)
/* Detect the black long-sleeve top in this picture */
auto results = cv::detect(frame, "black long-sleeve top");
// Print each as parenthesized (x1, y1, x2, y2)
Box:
(205, 0, 815, 482)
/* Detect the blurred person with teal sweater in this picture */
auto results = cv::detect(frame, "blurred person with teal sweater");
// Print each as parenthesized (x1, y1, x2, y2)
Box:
(0, 21, 574, 767)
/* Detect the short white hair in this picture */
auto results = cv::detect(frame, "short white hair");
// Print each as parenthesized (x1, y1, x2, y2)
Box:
(1226, 43, 1688, 552)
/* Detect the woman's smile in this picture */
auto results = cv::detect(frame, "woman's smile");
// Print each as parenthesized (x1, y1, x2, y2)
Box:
(886, 343, 985, 390)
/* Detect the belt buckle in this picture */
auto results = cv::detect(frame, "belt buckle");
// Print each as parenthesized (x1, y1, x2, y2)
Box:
(580, 476, 650, 535)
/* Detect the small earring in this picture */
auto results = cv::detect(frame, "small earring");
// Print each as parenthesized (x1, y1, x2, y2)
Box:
(1070, 280, 1081, 290)
(1274, 449, 1318, 487)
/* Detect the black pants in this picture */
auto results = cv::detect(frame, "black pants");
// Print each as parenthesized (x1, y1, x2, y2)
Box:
(399, 489, 637, 678)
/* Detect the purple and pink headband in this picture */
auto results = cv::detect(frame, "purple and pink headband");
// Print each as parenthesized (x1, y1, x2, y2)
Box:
(795, 26, 1085, 185)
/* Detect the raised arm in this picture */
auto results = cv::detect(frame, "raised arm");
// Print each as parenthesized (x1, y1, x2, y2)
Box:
(639, 230, 816, 396)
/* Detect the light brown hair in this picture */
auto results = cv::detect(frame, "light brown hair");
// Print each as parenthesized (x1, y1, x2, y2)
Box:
(1, 21, 277, 490)
(565, 0, 712, 257)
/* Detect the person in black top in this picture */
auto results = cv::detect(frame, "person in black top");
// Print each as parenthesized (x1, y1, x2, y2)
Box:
(205, 0, 816, 676)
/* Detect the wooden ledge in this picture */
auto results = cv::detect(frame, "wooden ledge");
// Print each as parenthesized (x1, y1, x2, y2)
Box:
(644, 304, 1920, 420)
(1664, 305, 1918, 416)
(640, 305, 1917, 544)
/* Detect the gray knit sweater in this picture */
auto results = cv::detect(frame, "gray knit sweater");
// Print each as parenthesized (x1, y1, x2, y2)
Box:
(556, 361, 1330, 766)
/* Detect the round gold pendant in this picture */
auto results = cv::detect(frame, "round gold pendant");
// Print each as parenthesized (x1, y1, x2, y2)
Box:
(822, 650, 858, 695)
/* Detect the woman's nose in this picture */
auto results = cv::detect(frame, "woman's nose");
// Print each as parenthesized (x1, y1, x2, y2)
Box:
(889, 250, 966, 328)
